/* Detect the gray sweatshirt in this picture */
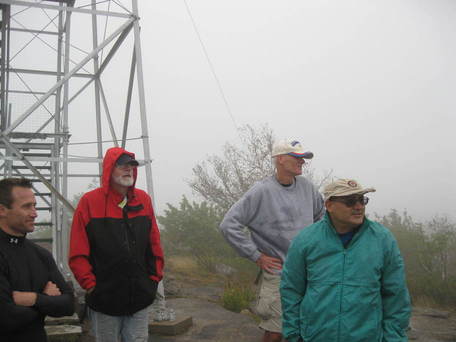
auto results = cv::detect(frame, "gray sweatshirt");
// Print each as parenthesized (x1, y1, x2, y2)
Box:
(220, 175, 325, 264)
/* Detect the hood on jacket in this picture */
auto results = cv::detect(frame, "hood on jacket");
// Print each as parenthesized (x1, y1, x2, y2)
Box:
(102, 147, 138, 195)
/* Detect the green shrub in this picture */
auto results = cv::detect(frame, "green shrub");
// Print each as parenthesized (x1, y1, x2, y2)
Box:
(221, 281, 255, 313)
(159, 197, 235, 258)
(378, 210, 456, 308)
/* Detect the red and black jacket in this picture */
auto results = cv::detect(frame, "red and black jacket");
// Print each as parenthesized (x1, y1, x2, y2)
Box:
(69, 147, 164, 316)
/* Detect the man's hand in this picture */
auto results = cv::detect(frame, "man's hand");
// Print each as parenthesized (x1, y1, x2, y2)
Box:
(87, 287, 95, 294)
(13, 291, 37, 307)
(43, 281, 61, 296)
(256, 254, 282, 273)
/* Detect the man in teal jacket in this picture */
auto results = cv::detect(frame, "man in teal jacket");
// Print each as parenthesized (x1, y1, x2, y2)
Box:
(280, 178, 410, 342)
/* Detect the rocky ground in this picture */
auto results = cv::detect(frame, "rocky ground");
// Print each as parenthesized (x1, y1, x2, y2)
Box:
(409, 307, 456, 342)
(150, 298, 262, 342)
(73, 262, 456, 342)
(160, 274, 456, 342)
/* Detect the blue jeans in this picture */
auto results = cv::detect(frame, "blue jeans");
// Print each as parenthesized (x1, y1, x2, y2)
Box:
(89, 305, 150, 342)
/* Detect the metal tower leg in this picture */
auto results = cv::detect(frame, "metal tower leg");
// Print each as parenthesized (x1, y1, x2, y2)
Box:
(132, 0, 173, 322)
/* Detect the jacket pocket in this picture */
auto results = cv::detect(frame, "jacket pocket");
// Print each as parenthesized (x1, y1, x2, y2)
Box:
(342, 285, 382, 341)
(300, 290, 314, 339)
(252, 272, 280, 320)
(132, 274, 158, 306)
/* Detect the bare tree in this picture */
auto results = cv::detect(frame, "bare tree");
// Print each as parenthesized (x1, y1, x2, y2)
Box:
(188, 124, 331, 212)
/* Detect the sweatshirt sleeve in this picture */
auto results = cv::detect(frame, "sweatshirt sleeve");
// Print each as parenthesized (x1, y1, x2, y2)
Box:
(68, 196, 96, 290)
(34, 250, 75, 317)
(381, 233, 411, 342)
(312, 185, 325, 222)
(219, 187, 262, 262)
(0, 255, 40, 333)
(280, 234, 307, 342)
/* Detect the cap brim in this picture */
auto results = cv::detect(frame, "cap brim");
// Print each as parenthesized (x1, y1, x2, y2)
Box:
(325, 187, 376, 200)
(287, 151, 314, 159)
(359, 188, 376, 195)
(116, 160, 139, 167)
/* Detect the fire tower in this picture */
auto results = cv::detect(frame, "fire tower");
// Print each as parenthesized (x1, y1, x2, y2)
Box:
(0, 0, 171, 320)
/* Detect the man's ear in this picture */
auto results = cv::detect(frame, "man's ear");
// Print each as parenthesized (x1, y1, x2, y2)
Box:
(275, 155, 283, 165)
(324, 200, 333, 213)
(0, 204, 7, 218)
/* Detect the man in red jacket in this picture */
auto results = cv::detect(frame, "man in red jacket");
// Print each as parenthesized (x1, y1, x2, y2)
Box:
(69, 147, 164, 342)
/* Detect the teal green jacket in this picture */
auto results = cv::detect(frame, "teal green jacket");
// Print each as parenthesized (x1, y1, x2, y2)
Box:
(280, 213, 411, 342)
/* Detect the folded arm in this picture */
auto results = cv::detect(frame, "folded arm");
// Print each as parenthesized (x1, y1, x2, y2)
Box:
(0, 259, 39, 333)
(34, 253, 74, 317)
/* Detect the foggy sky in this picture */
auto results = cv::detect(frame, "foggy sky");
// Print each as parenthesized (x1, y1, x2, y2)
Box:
(138, 0, 455, 221)
(9, 0, 456, 222)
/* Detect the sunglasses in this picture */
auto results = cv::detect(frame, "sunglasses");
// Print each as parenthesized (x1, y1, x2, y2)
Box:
(329, 195, 369, 207)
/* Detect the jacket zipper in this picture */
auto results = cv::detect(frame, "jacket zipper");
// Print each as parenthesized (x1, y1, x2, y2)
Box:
(124, 229, 130, 254)
(122, 207, 134, 306)
(123, 207, 131, 253)
(338, 248, 346, 342)
(329, 216, 364, 342)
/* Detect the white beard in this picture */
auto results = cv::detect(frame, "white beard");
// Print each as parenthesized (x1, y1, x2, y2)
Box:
(112, 175, 134, 187)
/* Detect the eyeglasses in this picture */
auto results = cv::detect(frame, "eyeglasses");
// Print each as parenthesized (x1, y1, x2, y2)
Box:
(329, 195, 369, 207)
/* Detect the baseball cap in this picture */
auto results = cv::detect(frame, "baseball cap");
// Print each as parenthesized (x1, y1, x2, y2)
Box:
(271, 139, 314, 159)
(323, 178, 376, 200)
(116, 153, 139, 167)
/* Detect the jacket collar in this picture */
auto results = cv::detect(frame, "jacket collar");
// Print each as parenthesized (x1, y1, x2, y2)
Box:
(323, 212, 370, 236)
(0, 227, 25, 246)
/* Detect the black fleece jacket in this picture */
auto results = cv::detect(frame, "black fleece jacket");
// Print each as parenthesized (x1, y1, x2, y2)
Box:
(0, 229, 74, 342)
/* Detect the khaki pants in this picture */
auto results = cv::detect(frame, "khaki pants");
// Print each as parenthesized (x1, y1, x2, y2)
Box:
(252, 272, 282, 333)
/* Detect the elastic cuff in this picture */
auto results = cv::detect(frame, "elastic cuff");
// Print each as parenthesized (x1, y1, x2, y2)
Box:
(34, 293, 44, 308)
(251, 250, 261, 262)
(82, 281, 96, 291)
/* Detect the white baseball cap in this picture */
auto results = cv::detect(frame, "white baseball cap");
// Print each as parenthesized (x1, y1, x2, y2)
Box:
(271, 139, 314, 159)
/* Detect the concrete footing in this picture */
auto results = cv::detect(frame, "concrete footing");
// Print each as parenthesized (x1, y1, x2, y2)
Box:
(149, 315, 193, 336)
(45, 324, 83, 342)
(45, 314, 82, 341)
(46, 313, 80, 325)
